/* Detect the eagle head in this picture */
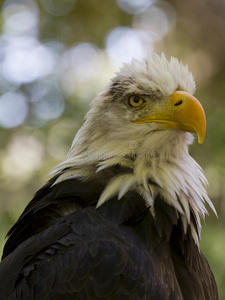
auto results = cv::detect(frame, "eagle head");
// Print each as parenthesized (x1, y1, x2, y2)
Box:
(53, 53, 216, 245)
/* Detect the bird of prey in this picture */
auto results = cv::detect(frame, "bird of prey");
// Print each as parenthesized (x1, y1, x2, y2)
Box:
(0, 53, 218, 300)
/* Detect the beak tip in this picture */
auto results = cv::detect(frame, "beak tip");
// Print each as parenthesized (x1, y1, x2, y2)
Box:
(197, 133, 205, 144)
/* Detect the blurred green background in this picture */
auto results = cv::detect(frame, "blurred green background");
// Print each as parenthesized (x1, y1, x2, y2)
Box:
(0, 0, 224, 297)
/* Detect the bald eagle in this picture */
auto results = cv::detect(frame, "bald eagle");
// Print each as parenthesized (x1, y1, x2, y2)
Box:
(0, 53, 218, 300)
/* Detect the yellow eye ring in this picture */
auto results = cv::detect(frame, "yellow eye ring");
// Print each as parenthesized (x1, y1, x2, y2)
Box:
(128, 95, 146, 108)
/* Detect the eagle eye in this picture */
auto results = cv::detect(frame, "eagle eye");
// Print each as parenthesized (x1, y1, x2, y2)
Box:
(128, 95, 146, 108)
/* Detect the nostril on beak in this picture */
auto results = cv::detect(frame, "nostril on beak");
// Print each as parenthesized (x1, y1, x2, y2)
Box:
(174, 100, 183, 106)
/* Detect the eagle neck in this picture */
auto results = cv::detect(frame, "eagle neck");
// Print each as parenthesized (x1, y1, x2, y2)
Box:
(52, 131, 215, 246)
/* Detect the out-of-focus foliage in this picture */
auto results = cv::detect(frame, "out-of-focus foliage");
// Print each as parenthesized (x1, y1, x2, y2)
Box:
(0, 0, 224, 297)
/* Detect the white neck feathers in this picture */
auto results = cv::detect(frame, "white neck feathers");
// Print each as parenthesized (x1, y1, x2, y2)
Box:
(52, 127, 216, 246)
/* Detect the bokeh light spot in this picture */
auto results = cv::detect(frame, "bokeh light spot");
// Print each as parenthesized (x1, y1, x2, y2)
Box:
(0, 92, 28, 128)
(32, 84, 65, 120)
(117, 0, 156, 14)
(2, 0, 39, 36)
(2, 37, 57, 84)
(2, 135, 44, 179)
(62, 43, 100, 82)
(60, 43, 106, 97)
(135, 2, 176, 41)
(105, 27, 152, 67)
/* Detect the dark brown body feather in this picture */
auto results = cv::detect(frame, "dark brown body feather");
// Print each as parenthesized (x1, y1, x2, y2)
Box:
(0, 168, 218, 300)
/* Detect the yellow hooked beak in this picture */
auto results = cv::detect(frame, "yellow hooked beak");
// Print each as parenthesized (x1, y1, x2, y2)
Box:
(134, 91, 206, 144)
